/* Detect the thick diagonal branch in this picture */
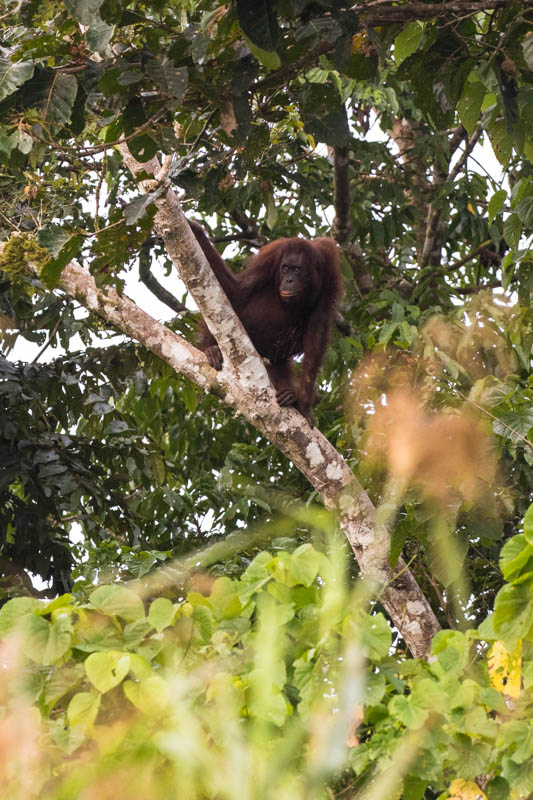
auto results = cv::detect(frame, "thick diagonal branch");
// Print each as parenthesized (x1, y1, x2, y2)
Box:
(117, 146, 440, 657)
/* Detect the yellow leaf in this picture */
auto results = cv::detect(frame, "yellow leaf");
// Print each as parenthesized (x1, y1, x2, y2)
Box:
(352, 33, 366, 54)
(488, 639, 522, 698)
(449, 778, 487, 800)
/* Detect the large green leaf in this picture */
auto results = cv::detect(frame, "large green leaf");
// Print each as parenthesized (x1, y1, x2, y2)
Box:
(148, 597, 176, 632)
(236, 0, 279, 52)
(503, 213, 522, 250)
(499, 535, 533, 584)
(89, 585, 145, 622)
(123, 675, 169, 714)
(67, 691, 101, 728)
(300, 83, 350, 147)
(287, 544, 319, 587)
(457, 80, 485, 136)
(493, 583, 533, 647)
(42, 72, 78, 124)
(394, 22, 424, 66)
(21, 614, 72, 666)
(85, 651, 131, 693)
(0, 597, 42, 636)
(145, 60, 188, 102)
(524, 503, 533, 545)
(0, 58, 34, 101)
(516, 196, 533, 227)
(488, 189, 507, 223)
(489, 118, 512, 165)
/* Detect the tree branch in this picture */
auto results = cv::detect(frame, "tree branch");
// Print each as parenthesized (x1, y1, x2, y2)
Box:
(230, 205, 267, 246)
(332, 147, 351, 244)
(420, 126, 483, 267)
(139, 239, 189, 315)
(361, 0, 530, 27)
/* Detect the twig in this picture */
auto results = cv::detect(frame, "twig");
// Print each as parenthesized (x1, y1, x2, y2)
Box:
(34, 108, 167, 156)
(420, 126, 483, 267)
(444, 239, 493, 273)
(457, 388, 533, 451)
(138, 239, 188, 315)
(362, 0, 529, 26)
(448, 126, 483, 183)
(453, 279, 501, 294)
(332, 146, 351, 244)
(31, 311, 66, 364)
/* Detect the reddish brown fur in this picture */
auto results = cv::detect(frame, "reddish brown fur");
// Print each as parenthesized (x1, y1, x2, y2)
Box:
(190, 220, 342, 426)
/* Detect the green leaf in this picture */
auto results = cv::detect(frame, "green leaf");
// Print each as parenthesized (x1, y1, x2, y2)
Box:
(451, 738, 491, 779)
(510, 177, 531, 207)
(394, 22, 424, 66)
(145, 60, 188, 102)
(492, 407, 533, 443)
(389, 693, 428, 728)
(516, 196, 533, 227)
(503, 213, 522, 250)
(364, 671, 386, 705)
(523, 35, 533, 71)
(123, 618, 152, 649)
(85, 651, 131, 693)
(0, 597, 42, 636)
(361, 613, 392, 660)
(488, 189, 507, 223)
(239, 551, 272, 602)
(300, 83, 350, 147)
(86, 18, 113, 54)
(126, 134, 158, 163)
(489, 118, 512, 165)
(21, 614, 72, 666)
(75, 619, 123, 652)
(493, 583, 533, 647)
(243, 36, 281, 70)
(524, 504, 533, 545)
(0, 58, 34, 102)
(403, 777, 428, 800)
(457, 81, 485, 136)
(0, 128, 14, 158)
(148, 597, 176, 632)
(38, 226, 73, 258)
(42, 72, 78, 124)
(89, 585, 145, 622)
(67, 691, 101, 728)
(11, 127, 32, 154)
(342, 52, 378, 80)
(485, 776, 510, 800)
(123, 675, 169, 714)
(40, 234, 83, 288)
(500, 535, 533, 583)
(248, 677, 288, 727)
(192, 604, 214, 643)
(44, 664, 84, 709)
(237, 0, 279, 52)
(123, 194, 156, 226)
(288, 544, 319, 587)
(128, 653, 153, 679)
(209, 577, 243, 620)
(39, 225, 76, 257)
